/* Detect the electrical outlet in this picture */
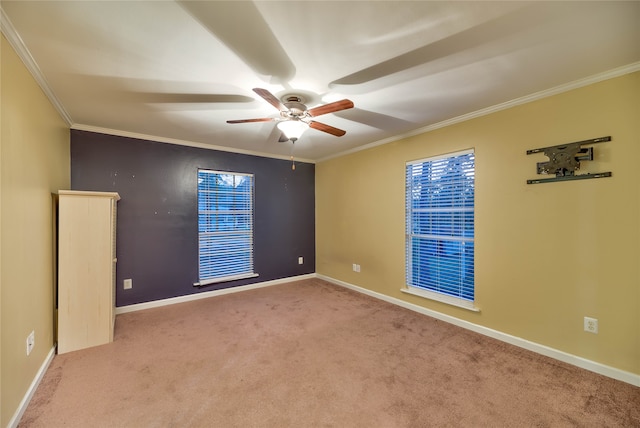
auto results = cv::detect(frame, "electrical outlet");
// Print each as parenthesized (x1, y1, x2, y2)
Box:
(124, 278, 132, 290)
(352, 264, 361, 273)
(584, 317, 598, 334)
(298, 257, 304, 265)
(26, 331, 35, 356)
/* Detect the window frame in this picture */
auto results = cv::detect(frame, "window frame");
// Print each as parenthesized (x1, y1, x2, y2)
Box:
(403, 149, 478, 311)
(194, 169, 258, 287)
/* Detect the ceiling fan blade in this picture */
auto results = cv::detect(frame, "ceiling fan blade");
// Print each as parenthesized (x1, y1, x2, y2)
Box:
(266, 124, 289, 143)
(308, 121, 347, 137)
(253, 88, 287, 111)
(227, 118, 275, 124)
(307, 99, 354, 117)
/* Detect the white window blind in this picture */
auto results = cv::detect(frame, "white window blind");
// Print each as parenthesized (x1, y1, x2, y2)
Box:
(406, 150, 475, 304)
(196, 170, 256, 286)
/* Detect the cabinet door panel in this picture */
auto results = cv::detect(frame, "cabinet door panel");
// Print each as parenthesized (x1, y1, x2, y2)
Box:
(57, 191, 119, 354)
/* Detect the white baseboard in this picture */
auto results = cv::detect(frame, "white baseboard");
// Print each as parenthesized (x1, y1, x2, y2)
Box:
(115, 274, 316, 315)
(8, 346, 56, 428)
(317, 274, 640, 387)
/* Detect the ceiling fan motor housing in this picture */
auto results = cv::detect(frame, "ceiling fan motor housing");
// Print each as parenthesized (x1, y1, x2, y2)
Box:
(282, 95, 308, 119)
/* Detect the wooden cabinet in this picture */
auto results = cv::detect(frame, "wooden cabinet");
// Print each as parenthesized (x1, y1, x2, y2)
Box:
(57, 190, 120, 354)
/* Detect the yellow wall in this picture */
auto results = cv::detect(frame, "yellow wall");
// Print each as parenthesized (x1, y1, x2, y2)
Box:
(1, 34, 70, 426)
(317, 72, 639, 375)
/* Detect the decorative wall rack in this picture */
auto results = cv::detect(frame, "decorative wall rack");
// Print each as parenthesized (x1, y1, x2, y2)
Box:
(526, 136, 612, 184)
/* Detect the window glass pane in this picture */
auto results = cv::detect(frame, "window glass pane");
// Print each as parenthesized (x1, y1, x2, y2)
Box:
(406, 151, 475, 302)
(198, 170, 254, 282)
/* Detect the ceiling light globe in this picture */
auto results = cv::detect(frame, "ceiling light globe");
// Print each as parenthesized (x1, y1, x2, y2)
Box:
(277, 120, 308, 141)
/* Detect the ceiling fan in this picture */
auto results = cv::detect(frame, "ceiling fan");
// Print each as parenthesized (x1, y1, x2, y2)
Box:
(227, 88, 354, 141)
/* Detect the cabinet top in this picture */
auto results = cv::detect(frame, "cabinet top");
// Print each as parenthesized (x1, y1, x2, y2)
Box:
(58, 190, 120, 201)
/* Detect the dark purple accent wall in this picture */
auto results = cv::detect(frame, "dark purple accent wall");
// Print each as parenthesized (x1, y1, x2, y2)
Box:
(71, 130, 315, 307)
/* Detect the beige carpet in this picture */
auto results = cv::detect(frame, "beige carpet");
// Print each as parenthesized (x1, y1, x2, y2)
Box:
(19, 279, 639, 427)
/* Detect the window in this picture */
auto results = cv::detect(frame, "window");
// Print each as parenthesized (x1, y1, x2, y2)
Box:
(196, 170, 257, 286)
(405, 150, 476, 310)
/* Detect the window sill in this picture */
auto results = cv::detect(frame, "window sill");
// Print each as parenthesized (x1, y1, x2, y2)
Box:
(194, 273, 259, 287)
(401, 287, 480, 312)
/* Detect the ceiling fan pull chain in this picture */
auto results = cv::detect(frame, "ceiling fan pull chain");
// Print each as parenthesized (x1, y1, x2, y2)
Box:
(290, 140, 296, 170)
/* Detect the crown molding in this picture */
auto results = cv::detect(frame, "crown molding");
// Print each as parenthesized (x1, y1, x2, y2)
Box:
(1, 7, 73, 125)
(71, 124, 316, 164)
(318, 62, 640, 163)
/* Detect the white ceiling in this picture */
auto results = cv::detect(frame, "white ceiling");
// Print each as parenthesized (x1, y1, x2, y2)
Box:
(2, 1, 639, 161)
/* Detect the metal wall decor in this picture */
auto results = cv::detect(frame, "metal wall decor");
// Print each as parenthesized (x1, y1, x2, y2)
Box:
(526, 136, 612, 184)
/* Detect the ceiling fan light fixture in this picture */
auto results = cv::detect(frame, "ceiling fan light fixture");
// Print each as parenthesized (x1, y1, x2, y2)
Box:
(277, 120, 308, 141)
